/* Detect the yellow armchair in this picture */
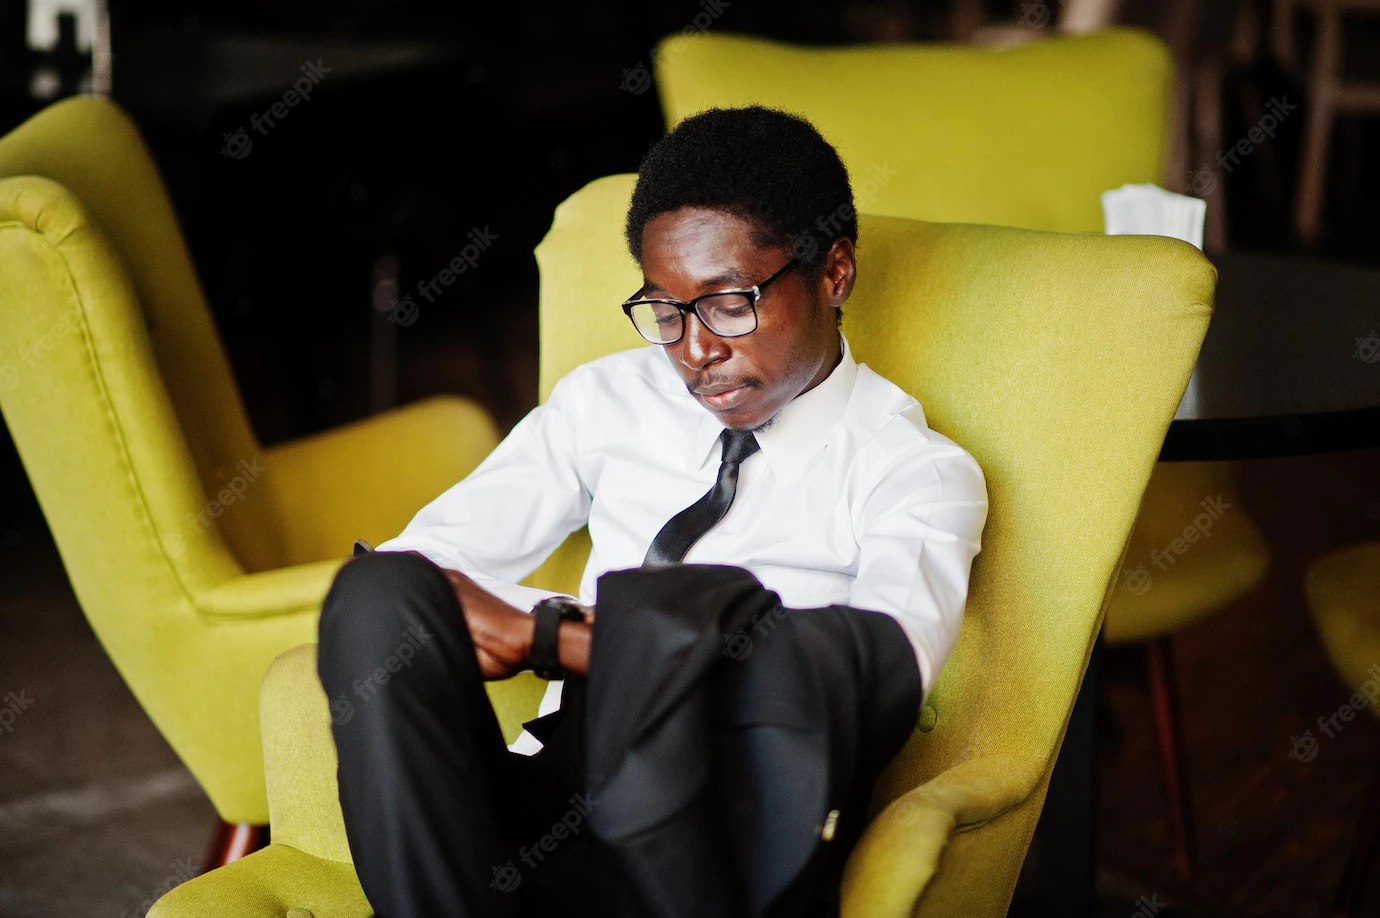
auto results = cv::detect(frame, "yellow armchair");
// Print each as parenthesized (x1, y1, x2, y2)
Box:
(151, 172, 1214, 917)
(1304, 541, 1380, 917)
(0, 96, 498, 830)
(654, 27, 1270, 877)
(653, 28, 1174, 234)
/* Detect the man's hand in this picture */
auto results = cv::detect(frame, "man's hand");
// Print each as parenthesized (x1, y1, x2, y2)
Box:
(439, 568, 534, 679)
(439, 567, 593, 679)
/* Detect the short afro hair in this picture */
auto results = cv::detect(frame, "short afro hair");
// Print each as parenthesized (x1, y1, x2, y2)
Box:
(625, 106, 856, 280)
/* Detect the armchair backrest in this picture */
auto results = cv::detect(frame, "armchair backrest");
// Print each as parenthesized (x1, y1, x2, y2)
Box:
(0, 96, 280, 572)
(0, 172, 250, 630)
(653, 27, 1174, 233)
(531, 174, 1213, 904)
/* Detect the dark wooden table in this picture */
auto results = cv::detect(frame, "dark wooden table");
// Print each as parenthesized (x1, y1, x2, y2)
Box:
(1162, 252, 1380, 462)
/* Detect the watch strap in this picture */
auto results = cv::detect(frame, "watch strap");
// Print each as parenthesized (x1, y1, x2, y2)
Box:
(529, 601, 567, 680)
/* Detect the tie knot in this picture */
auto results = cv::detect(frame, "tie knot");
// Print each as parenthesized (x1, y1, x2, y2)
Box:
(719, 428, 760, 466)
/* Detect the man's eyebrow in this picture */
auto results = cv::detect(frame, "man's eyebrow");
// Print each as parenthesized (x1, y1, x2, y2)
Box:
(642, 269, 757, 295)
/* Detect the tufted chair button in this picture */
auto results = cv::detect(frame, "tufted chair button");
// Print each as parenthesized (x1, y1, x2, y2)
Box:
(916, 704, 937, 732)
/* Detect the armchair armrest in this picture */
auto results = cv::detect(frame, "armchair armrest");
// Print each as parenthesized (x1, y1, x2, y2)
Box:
(262, 395, 499, 567)
(195, 558, 346, 621)
(148, 844, 371, 918)
(842, 754, 1042, 918)
(256, 643, 549, 864)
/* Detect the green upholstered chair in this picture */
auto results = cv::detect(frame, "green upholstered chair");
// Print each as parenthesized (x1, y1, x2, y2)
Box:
(653, 27, 1271, 877)
(0, 96, 499, 840)
(1304, 541, 1380, 918)
(148, 172, 1214, 917)
(654, 28, 1170, 234)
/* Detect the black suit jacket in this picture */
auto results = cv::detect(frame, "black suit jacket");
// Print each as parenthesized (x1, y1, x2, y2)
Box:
(581, 564, 920, 918)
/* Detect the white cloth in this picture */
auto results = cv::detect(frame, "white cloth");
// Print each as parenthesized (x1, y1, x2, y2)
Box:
(1100, 182, 1207, 251)
(377, 335, 989, 753)
(1101, 183, 1208, 417)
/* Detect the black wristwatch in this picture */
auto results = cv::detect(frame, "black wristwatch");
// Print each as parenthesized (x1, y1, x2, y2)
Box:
(529, 597, 586, 680)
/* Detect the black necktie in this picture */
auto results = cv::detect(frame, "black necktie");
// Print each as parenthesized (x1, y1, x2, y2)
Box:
(643, 428, 760, 567)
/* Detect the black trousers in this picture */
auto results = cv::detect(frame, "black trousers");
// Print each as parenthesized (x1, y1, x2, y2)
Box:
(317, 550, 920, 918)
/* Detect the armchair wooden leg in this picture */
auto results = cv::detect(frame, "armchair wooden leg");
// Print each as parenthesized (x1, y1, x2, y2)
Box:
(1145, 636, 1197, 881)
(201, 820, 269, 874)
(1332, 758, 1380, 918)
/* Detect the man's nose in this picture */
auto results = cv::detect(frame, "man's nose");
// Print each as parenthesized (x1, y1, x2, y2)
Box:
(677, 311, 729, 371)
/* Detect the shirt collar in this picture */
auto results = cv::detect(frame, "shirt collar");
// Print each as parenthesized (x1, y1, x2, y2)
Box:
(690, 334, 860, 480)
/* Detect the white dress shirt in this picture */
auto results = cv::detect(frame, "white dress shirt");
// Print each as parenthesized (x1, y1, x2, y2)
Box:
(377, 334, 989, 754)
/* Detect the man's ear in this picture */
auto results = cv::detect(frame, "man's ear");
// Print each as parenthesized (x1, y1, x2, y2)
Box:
(820, 238, 857, 308)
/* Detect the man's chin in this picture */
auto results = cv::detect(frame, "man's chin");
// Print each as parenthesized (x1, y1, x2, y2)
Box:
(700, 396, 774, 431)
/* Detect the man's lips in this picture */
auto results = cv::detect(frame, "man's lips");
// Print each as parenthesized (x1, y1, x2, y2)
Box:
(693, 383, 751, 410)
(693, 383, 743, 396)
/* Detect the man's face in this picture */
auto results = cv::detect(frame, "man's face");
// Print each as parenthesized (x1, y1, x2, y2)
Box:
(638, 207, 854, 430)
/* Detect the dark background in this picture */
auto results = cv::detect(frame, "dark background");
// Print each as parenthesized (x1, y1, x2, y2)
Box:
(6, 0, 1371, 442)
(2, 2, 1380, 916)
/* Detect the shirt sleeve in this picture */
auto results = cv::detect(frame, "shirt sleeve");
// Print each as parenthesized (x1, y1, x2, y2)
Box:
(374, 369, 593, 610)
(848, 422, 989, 704)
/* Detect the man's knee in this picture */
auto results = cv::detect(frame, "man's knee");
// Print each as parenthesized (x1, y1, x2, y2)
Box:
(317, 551, 448, 683)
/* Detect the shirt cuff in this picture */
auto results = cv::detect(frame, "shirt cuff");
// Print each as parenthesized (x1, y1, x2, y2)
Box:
(471, 578, 572, 613)
(372, 539, 573, 612)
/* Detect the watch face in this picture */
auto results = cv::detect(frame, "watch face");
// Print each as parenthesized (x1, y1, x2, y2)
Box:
(543, 597, 585, 619)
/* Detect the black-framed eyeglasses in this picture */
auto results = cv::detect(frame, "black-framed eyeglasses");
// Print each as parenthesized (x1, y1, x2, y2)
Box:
(621, 259, 799, 346)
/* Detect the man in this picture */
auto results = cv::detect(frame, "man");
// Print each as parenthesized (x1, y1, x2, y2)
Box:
(318, 106, 988, 917)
